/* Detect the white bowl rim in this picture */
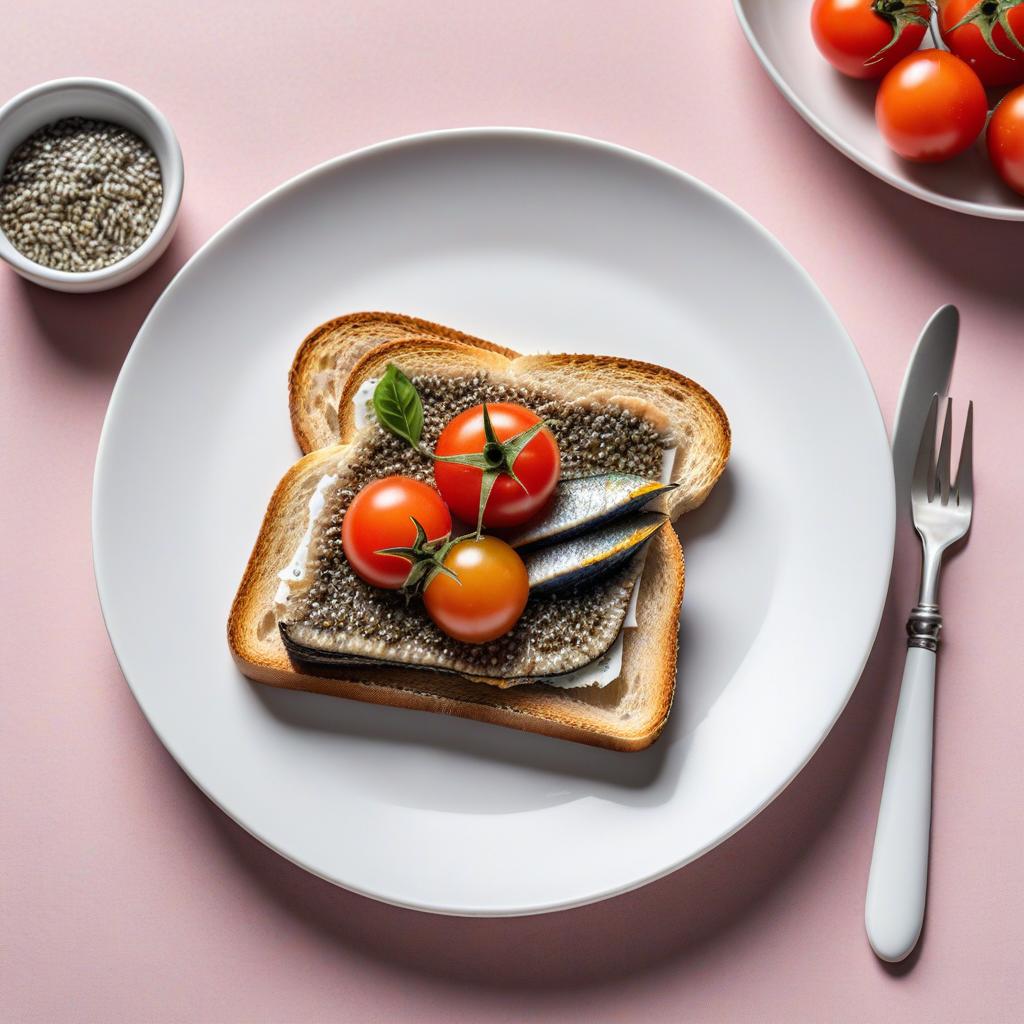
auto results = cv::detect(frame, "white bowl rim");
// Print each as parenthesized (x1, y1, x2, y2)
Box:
(733, 0, 1024, 222)
(0, 76, 184, 283)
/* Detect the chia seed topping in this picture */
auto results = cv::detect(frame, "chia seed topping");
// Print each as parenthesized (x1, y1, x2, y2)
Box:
(282, 371, 671, 679)
(0, 117, 162, 272)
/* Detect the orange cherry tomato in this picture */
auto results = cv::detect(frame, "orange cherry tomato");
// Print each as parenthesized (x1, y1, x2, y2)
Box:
(811, 0, 930, 79)
(941, 0, 1024, 88)
(423, 536, 529, 644)
(341, 476, 451, 589)
(875, 50, 988, 161)
(988, 84, 1024, 194)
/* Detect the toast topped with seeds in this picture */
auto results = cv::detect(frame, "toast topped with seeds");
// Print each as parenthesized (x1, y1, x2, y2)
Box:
(229, 313, 729, 751)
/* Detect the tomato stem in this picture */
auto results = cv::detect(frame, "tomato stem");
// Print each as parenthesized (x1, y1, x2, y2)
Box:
(867, 0, 935, 65)
(375, 516, 464, 600)
(947, 0, 1024, 57)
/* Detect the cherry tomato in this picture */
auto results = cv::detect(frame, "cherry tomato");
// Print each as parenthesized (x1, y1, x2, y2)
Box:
(434, 403, 560, 529)
(875, 50, 988, 161)
(341, 476, 451, 589)
(941, 0, 1024, 87)
(811, 0, 930, 79)
(988, 84, 1024, 193)
(423, 535, 529, 643)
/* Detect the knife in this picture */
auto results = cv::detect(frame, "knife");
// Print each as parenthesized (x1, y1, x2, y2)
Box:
(891, 305, 959, 505)
(865, 304, 958, 964)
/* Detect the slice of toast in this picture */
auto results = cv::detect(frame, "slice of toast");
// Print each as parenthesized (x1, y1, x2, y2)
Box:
(231, 316, 729, 750)
(228, 443, 685, 751)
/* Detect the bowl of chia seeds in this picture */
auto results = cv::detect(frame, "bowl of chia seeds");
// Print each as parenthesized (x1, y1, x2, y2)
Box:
(0, 77, 183, 292)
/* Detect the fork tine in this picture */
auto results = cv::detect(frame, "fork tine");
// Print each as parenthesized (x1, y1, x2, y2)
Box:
(955, 400, 973, 508)
(912, 394, 939, 501)
(936, 397, 953, 504)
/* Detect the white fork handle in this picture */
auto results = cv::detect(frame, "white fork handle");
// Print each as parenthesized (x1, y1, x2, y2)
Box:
(865, 646, 936, 962)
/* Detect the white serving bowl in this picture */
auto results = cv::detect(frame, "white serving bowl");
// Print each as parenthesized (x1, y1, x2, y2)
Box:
(734, 0, 1024, 221)
(0, 77, 184, 292)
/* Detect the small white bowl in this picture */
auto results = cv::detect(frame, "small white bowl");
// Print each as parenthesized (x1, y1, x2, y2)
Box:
(0, 78, 184, 292)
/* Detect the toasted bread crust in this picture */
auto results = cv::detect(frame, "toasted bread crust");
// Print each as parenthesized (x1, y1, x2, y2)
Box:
(288, 312, 517, 453)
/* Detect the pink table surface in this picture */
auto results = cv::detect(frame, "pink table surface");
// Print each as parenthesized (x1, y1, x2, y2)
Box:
(2, 2, 1022, 1021)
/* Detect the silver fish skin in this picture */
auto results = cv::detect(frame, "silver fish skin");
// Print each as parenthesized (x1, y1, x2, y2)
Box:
(524, 512, 666, 593)
(506, 474, 676, 552)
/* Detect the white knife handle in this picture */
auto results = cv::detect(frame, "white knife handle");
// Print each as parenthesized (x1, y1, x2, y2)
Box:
(865, 645, 936, 962)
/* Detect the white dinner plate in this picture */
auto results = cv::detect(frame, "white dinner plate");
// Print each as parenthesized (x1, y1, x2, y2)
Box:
(94, 128, 894, 916)
(735, 0, 1024, 221)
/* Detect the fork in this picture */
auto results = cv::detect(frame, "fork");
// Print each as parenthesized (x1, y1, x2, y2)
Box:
(865, 394, 974, 963)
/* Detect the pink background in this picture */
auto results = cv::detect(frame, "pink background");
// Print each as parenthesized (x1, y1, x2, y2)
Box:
(2, 2, 1022, 1020)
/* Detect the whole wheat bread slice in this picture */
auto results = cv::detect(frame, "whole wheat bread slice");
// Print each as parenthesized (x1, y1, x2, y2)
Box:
(231, 315, 729, 750)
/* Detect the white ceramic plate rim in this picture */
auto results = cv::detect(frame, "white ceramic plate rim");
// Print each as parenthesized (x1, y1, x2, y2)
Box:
(93, 127, 894, 915)
(733, 0, 1024, 222)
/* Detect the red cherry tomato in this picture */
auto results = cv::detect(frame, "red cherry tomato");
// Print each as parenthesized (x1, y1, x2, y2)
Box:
(341, 476, 451, 589)
(811, 0, 930, 79)
(988, 84, 1024, 193)
(875, 50, 988, 161)
(941, 0, 1024, 87)
(434, 403, 560, 529)
(423, 536, 529, 644)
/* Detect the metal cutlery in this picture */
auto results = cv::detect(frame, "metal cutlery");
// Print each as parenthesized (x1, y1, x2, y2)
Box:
(892, 305, 959, 514)
(865, 394, 974, 962)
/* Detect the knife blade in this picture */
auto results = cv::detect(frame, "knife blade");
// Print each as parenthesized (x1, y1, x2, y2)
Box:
(892, 305, 959, 513)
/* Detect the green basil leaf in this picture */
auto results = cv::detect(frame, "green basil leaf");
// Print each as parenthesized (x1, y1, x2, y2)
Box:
(373, 364, 423, 448)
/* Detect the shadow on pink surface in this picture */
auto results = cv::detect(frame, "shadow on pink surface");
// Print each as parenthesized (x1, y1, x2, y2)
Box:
(852, 187, 1024, 318)
(13, 215, 195, 376)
